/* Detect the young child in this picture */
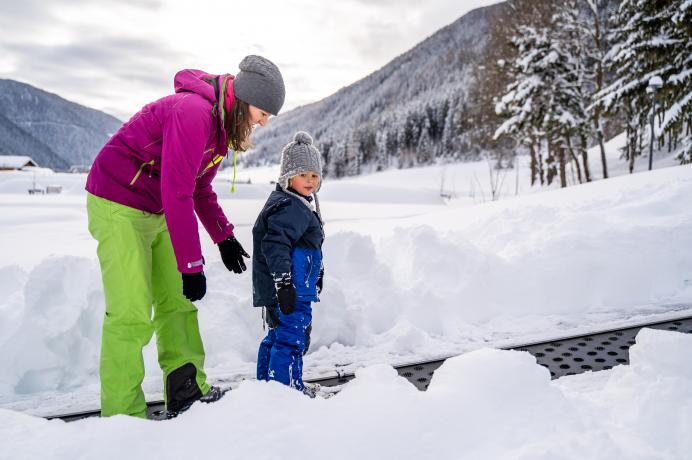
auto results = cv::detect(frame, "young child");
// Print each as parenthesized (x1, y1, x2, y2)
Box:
(253, 131, 325, 392)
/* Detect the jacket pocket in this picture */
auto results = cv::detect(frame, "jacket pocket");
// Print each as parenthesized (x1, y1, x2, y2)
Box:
(291, 247, 322, 298)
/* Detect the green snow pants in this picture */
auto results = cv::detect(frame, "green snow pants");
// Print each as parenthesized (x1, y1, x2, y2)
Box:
(87, 193, 210, 418)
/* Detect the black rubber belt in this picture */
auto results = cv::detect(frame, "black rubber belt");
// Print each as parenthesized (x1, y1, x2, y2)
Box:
(47, 314, 692, 421)
(307, 315, 692, 389)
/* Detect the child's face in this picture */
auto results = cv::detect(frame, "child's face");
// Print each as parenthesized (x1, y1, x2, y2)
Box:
(289, 172, 320, 196)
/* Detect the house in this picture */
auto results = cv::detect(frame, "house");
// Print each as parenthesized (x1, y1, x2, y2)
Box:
(0, 155, 39, 170)
(69, 165, 91, 173)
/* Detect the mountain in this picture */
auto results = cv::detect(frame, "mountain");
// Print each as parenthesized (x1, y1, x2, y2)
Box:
(0, 79, 122, 171)
(244, 3, 507, 177)
(0, 111, 68, 169)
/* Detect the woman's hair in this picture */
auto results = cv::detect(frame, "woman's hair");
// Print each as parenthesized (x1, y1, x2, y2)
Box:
(225, 99, 253, 152)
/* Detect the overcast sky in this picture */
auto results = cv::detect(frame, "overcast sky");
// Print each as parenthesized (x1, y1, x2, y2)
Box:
(0, 0, 500, 121)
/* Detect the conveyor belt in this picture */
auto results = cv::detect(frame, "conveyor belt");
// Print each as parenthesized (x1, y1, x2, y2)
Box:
(307, 315, 692, 390)
(47, 314, 692, 421)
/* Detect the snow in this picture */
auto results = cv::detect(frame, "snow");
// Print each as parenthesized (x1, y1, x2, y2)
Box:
(0, 156, 37, 169)
(0, 133, 691, 458)
(1, 329, 691, 460)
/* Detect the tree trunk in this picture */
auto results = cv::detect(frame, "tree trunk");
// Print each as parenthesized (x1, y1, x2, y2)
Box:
(638, 125, 645, 168)
(628, 125, 637, 174)
(546, 140, 555, 185)
(591, 9, 608, 179)
(538, 149, 545, 185)
(595, 118, 608, 179)
(565, 133, 582, 184)
(580, 134, 591, 182)
(558, 144, 567, 188)
(537, 141, 545, 185)
(529, 141, 538, 186)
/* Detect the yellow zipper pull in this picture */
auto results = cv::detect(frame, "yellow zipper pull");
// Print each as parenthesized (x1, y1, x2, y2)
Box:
(129, 160, 155, 186)
(231, 150, 237, 193)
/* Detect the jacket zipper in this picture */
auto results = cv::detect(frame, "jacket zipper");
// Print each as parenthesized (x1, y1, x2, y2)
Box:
(197, 151, 223, 178)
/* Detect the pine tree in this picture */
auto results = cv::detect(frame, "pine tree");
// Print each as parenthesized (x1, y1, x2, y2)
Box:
(661, 1, 692, 163)
(595, 0, 691, 169)
(461, 2, 518, 159)
(495, 25, 553, 185)
(584, 0, 619, 178)
(416, 117, 434, 164)
(553, 0, 595, 183)
(375, 129, 389, 171)
(440, 97, 459, 158)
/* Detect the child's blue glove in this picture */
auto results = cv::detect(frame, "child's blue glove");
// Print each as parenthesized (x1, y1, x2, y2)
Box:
(274, 273, 296, 315)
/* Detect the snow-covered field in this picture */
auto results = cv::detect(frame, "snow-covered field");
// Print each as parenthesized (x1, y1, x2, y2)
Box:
(1, 136, 691, 459)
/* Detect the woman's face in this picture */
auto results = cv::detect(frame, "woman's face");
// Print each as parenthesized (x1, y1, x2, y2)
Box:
(248, 105, 270, 127)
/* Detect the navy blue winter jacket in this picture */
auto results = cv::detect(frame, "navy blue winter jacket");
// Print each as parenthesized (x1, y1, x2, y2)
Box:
(252, 185, 324, 307)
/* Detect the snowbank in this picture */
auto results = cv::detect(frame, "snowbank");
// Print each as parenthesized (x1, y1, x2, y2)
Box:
(1, 329, 690, 460)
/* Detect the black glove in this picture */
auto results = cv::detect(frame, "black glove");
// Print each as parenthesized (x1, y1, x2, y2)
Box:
(218, 236, 250, 274)
(274, 274, 296, 315)
(182, 271, 206, 301)
(316, 267, 324, 294)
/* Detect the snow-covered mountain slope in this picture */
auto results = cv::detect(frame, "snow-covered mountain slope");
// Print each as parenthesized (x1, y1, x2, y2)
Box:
(0, 79, 122, 170)
(245, 3, 501, 175)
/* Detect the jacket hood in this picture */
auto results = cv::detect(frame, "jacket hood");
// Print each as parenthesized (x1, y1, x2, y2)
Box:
(174, 69, 220, 103)
(173, 69, 235, 153)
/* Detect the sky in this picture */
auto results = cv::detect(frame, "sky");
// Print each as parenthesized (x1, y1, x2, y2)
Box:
(0, 0, 500, 121)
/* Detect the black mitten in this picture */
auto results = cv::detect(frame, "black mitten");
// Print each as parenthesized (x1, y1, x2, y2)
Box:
(218, 236, 250, 274)
(182, 271, 206, 301)
(316, 266, 324, 294)
(274, 274, 296, 315)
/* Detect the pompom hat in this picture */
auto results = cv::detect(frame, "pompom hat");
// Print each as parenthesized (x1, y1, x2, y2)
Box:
(278, 131, 322, 192)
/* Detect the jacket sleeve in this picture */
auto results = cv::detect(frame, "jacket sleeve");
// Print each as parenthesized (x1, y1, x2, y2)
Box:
(160, 96, 211, 273)
(194, 162, 234, 244)
(261, 201, 310, 279)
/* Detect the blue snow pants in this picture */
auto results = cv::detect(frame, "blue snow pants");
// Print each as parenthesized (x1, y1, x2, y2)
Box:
(257, 301, 312, 391)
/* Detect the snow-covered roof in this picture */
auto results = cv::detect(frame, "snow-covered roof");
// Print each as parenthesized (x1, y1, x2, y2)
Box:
(0, 155, 38, 169)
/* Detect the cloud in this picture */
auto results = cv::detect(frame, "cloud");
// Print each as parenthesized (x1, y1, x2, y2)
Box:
(349, 0, 422, 5)
(0, 0, 184, 119)
(0, 0, 52, 33)
(2, 32, 187, 115)
(0, 0, 503, 119)
(0, 0, 162, 31)
(345, 0, 500, 66)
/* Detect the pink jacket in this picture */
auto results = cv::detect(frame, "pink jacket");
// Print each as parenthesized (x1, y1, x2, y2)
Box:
(86, 69, 235, 273)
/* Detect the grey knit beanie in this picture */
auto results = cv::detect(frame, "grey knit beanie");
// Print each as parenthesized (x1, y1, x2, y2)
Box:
(232, 55, 285, 115)
(278, 131, 322, 191)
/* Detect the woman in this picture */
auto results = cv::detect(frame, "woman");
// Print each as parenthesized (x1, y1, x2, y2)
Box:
(86, 55, 285, 418)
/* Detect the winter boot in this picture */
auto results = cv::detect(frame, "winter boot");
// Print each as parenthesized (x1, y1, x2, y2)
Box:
(302, 382, 321, 399)
(199, 385, 229, 404)
(158, 386, 228, 420)
(165, 363, 203, 415)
